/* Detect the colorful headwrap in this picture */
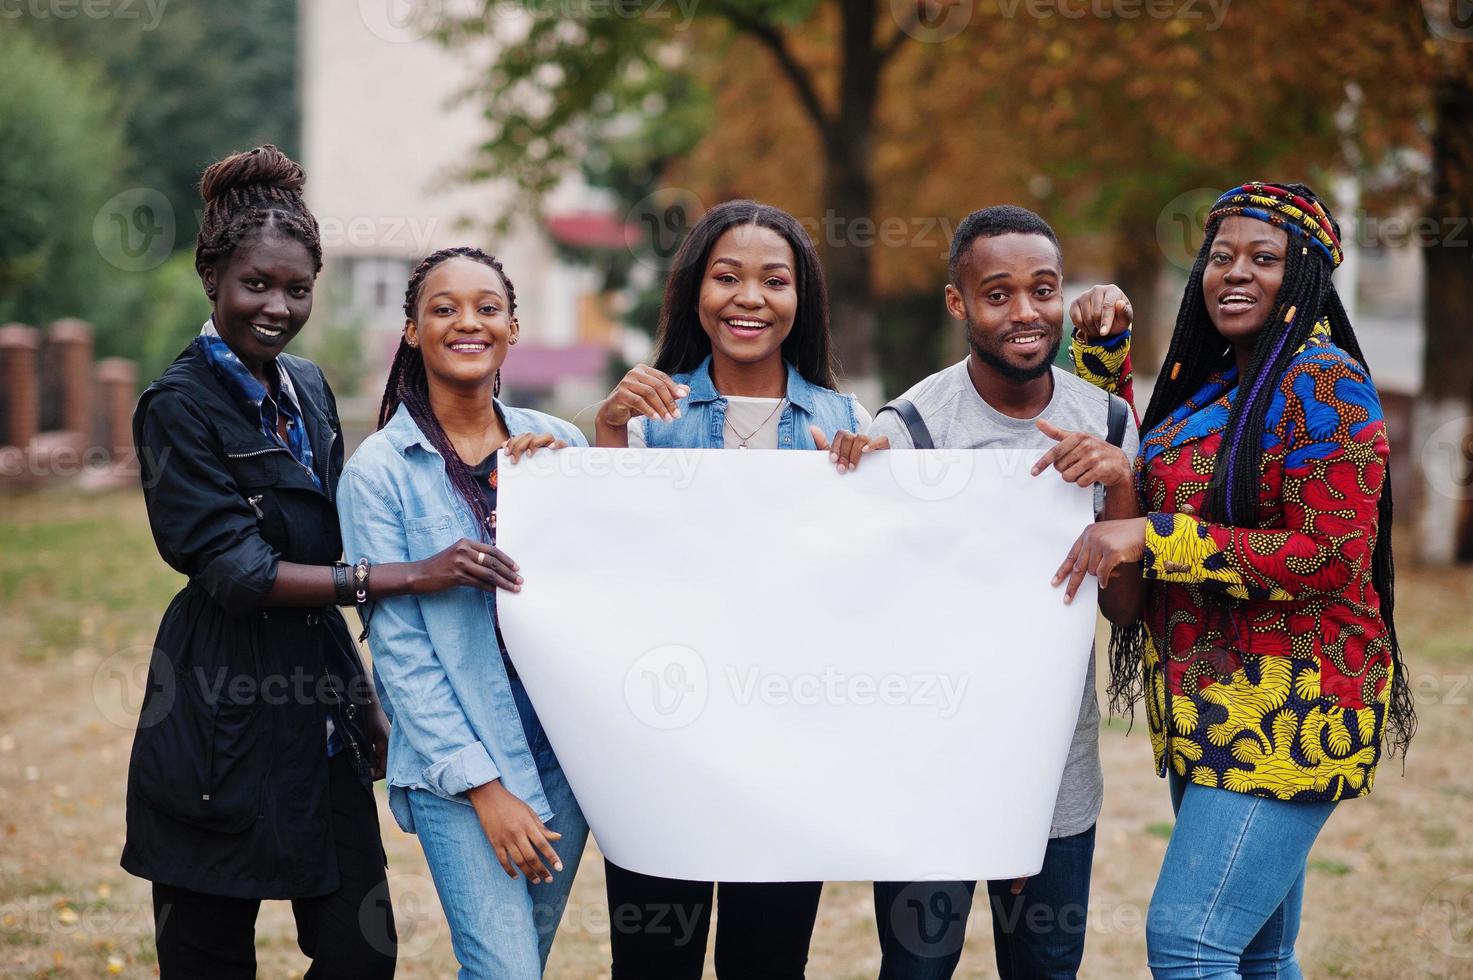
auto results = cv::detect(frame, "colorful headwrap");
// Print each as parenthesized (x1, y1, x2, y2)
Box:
(1206, 182, 1344, 269)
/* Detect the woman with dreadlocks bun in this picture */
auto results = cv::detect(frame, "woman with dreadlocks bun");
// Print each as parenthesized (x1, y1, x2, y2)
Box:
(1061, 182, 1413, 978)
(337, 246, 589, 976)
(125, 144, 449, 977)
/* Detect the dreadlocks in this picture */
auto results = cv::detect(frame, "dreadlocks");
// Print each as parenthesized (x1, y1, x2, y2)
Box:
(196, 144, 323, 275)
(377, 246, 518, 541)
(1107, 182, 1415, 758)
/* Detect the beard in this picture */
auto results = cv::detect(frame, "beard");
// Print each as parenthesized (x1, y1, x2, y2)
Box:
(967, 324, 1062, 383)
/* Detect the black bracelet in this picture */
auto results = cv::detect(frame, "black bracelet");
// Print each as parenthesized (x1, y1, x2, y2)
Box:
(331, 562, 353, 606)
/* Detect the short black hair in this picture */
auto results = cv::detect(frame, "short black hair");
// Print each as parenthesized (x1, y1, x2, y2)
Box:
(948, 205, 1062, 286)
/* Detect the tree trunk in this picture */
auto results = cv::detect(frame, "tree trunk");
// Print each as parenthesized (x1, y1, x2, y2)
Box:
(1112, 210, 1169, 390)
(822, 0, 883, 402)
(1417, 61, 1473, 564)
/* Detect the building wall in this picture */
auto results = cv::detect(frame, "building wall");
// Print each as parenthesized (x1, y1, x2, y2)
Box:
(299, 1, 604, 399)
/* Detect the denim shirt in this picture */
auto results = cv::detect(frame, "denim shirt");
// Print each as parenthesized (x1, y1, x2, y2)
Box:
(642, 355, 860, 449)
(336, 401, 586, 832)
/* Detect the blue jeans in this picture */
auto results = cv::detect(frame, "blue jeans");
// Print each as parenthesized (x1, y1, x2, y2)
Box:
(1146, 771, 1337, 979)
(873, 824, 1096, 979)
(405, 677, 589, 979)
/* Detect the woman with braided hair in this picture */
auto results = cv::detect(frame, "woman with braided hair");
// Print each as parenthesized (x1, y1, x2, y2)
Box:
(337, 247, 589, 976)
(1060, 182, 1413, 977)
(125, 146, 516, 977)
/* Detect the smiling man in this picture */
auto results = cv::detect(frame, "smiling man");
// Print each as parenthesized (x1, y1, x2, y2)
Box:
(866, 205, 1138, 980)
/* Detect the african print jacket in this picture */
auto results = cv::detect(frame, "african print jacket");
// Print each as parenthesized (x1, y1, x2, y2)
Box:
(1070, 324, 1391, 803)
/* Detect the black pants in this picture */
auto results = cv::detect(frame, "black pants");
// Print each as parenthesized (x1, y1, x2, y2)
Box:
(605, 859, 822, 980)
(152, 752, 396, 980)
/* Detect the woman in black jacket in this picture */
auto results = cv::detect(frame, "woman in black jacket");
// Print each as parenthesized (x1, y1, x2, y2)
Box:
(122, 145, 518, 979)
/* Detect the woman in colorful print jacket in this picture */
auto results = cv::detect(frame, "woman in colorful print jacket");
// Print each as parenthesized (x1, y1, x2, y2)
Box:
(1056, 182, 1413, 979)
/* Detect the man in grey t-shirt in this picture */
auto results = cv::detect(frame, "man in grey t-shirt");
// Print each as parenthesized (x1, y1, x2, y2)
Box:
(865, 206, 1139, 980)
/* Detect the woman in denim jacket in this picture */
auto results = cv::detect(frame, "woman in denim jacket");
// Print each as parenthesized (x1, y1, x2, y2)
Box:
(592, 200, 883, 979)
(337, 247, 588, 977)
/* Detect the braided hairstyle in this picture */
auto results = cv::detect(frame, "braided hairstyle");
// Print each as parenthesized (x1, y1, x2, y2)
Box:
(1107, 183, 1415, 758)
(377, 246, 517, 540)
(196, 144, 323, 277)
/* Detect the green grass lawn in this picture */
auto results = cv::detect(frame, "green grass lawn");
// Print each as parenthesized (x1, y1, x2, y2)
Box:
(3, 490, 1472, 978)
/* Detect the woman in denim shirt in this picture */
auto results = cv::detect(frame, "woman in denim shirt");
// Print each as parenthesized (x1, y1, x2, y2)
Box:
(337, 247, 588, 977)
(593, 200, 883, 979)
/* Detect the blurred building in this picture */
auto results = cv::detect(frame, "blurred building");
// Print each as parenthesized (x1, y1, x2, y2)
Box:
(299, 1, 632, 437)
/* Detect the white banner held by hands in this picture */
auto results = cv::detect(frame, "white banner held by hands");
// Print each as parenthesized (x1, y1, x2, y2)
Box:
(496, 447, 1097, 882)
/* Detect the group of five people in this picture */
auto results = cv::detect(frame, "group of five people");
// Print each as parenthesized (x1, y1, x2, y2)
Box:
(122, 144, 1411, 979)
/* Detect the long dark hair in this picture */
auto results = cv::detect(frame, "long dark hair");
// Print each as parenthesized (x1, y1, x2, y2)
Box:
(1108, 182, 1415, 758)
(377, 246, 517, 539)
(651, 200, 839, 389)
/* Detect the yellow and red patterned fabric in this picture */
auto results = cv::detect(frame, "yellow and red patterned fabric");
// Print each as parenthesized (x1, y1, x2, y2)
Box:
(1074, 323, 1392, 802)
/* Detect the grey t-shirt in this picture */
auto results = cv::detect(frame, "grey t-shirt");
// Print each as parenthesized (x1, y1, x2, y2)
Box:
(866, 360, 1139, 839)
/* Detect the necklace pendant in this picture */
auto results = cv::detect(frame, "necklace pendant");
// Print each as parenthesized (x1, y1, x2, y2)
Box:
(737, 441, 749, 449)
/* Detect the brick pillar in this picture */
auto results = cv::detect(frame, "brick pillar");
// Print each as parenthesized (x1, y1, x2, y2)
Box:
(47, 318, 94, 436)
(96, 358, 138, 462)
(0, 323, 41, 449)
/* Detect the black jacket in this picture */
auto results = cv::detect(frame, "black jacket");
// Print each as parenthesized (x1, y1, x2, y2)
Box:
(121, 341, 380, 899)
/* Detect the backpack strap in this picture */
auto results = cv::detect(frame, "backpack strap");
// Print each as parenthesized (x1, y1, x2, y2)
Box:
(878, 398, 935, 450)
(1105, 394, 1128, 448)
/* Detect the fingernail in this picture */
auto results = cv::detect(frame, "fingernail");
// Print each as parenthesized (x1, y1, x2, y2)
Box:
(515, 575, 524, 583)
(554, 861, 564, 871)
(830, 452, 839, 463)
(673, 409, 681, 418)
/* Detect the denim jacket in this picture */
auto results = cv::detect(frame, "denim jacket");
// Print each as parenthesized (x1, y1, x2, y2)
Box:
(642, 355, 860, 449)
(336, 401, 586, 832)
